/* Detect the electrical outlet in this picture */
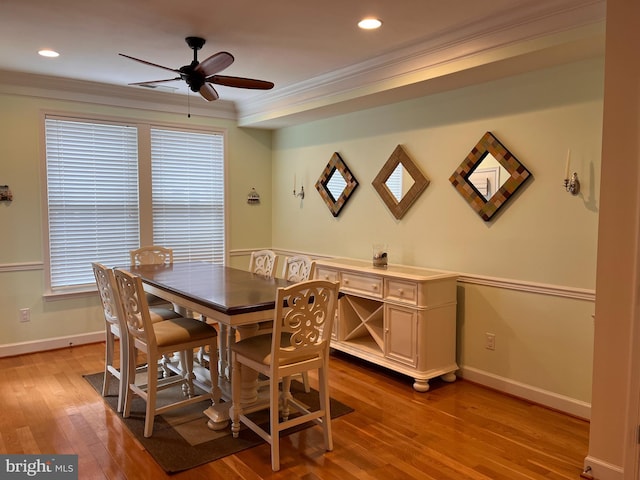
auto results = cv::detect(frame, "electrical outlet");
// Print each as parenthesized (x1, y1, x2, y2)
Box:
(485, 332, 496, 350)
(19, 308, 30, 323)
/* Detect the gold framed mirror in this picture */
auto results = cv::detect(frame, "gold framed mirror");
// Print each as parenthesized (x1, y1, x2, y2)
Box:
(315, 152, 359, 217)
(449, 131, 531, 221)
(372, 145, 430, 220)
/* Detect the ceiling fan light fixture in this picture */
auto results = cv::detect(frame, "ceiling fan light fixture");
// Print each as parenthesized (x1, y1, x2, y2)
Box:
(38, 49, 59, 58)
(358, 18, 382, 30)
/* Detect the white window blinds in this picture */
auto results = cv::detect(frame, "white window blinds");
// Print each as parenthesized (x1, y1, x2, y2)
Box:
(150, 128, 225, 264)
(45, 118, 140, 290)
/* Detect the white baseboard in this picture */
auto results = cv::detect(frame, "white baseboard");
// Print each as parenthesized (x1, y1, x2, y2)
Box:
(0, 331, 105, 358)
(583, 456, 624, 480)
(459, 366, 591, 419)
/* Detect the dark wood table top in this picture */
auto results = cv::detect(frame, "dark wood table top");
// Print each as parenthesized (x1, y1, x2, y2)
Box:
(126, 262, 292, 318)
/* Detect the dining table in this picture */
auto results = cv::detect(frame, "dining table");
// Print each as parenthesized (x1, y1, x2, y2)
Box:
(126, 261, 293, 430)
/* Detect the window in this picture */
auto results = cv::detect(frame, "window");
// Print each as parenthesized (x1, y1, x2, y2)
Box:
(44, 116, 225, 294)
(150, 128, 225, 264)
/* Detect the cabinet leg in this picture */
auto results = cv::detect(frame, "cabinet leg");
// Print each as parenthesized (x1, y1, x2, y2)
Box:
(413, 379, 430, 392)
(441, 372, 457, 383)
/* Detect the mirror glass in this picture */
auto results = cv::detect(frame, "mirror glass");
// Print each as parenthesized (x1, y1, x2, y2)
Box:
(385, 163, 416, 203)
(315, 152, 359, 217)
(449, 132, 532, 221)
(325, 167, 347, 202)
(372, 145, 429, 220)
(467, 153, 510, 201)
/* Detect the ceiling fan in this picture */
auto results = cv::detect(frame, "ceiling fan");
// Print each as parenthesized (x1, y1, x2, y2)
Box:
(119, 36, 274, 101)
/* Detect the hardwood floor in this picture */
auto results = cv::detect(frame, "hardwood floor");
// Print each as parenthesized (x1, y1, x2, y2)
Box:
(0, 343, 589, 479)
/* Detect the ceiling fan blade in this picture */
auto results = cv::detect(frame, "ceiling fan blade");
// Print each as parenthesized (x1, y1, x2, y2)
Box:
(119, 53, 180, 73)
(199, 83, 219, 101)
(208, 75, 274, 90)
(128, 77, 181, 86)
(195, 51, 235, 77)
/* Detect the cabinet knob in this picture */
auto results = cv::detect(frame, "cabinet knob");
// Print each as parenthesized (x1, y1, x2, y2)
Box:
(344, 279, 349, 284)
(372, 284, 378, 290)
(398, 289, 404, 296)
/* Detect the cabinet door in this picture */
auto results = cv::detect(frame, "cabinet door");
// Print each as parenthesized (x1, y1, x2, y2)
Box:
(384, 304, 417, 367)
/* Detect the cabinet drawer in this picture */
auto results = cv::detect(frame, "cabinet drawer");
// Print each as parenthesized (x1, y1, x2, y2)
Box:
(316, 266, 339, 282)
(385, 279, 418, 305)
(340, 271, 383, 298)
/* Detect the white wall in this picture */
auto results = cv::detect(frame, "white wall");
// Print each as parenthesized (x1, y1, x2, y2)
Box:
(272, 57, 603, 413)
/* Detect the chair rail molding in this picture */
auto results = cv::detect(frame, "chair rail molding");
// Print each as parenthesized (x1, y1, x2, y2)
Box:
(0, 261, 43, 272)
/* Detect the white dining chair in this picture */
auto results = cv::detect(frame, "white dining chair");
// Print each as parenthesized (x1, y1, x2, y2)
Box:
(114, 268, 221, 437)
(129, 246, 175, 310)
(230, 279, 339, 471)
(281, 255, 316, 283)
(249, 249, 278, 277)
(92, 263, 180, 413)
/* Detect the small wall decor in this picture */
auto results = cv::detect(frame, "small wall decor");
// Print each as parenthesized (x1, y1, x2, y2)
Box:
(315, 152, 359, 217)
(563, 149, 580, 195)
(247, 187, 260, 204)
(0, 185, 13, 202)
(292, 174, 305, 199)
(449, 132, 531, 221)
(372, 145, 429, 220)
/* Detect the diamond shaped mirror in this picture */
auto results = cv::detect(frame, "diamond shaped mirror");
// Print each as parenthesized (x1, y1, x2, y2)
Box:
(315, 152, 359, 217)
(372, 145, 430, 220)
(449, 132, 532, 221)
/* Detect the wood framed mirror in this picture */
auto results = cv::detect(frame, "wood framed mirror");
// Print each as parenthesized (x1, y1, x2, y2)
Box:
(315, 152, 359, 217)
(372, 145, 429, 220)
(449, 131, 531, 221)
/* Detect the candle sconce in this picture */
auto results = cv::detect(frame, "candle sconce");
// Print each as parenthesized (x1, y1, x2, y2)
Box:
(564, 172, 580, 195)
(563, 149, 580, 196)
(293, 185, 305, 199)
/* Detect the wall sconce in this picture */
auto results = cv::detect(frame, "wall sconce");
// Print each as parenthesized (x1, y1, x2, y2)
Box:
(247, 187, 260, 205)
(564, 172, 580, 195)
(293, 174, 304, 199)
(0, 185, 12, 201)
(564, 149, 580, 196)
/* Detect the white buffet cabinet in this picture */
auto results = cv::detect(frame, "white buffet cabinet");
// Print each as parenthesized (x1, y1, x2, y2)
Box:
(314, 258, 459, 392)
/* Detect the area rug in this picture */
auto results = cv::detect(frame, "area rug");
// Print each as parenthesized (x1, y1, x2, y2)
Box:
(83, 372, 353, 473)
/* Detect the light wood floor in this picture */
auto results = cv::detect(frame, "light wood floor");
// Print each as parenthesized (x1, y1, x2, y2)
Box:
(0, 342, 589, 479)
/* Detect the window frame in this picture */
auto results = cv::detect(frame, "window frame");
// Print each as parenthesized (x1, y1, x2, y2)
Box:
(41, 112, 228, 299)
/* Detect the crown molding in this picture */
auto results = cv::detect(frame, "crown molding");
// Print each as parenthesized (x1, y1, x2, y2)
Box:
(0, 70, 237, 121)
(236, 0, 605, 128)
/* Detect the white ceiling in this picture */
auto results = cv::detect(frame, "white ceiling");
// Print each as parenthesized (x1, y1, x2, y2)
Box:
(0, 0, 606, 128)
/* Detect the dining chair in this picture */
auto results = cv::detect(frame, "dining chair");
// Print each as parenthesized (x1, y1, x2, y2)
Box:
(92, 263, 181, 413)
(279, 255, 317, 392)
(281, 255, 316, 283)
(114, 268, 221, 438)
(129, 245, 175, 309)
(230, 279, 339, 471)
(249, 249, 278, 277)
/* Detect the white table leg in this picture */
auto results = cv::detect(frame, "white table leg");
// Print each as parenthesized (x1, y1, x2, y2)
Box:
(204, 323, 261, 430)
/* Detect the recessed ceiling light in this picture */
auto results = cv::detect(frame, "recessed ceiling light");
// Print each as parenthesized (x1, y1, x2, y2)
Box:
(358, 18, 382, 30)
(38, 49, 59, 58)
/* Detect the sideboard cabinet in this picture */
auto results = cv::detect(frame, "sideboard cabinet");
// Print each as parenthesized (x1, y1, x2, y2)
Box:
(314, 258, 458, 391)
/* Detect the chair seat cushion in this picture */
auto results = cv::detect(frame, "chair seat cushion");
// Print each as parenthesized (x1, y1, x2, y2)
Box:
(148, 307, 181, 323)
(153, 317, 217, 347)
(232, 333, 316, 366)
